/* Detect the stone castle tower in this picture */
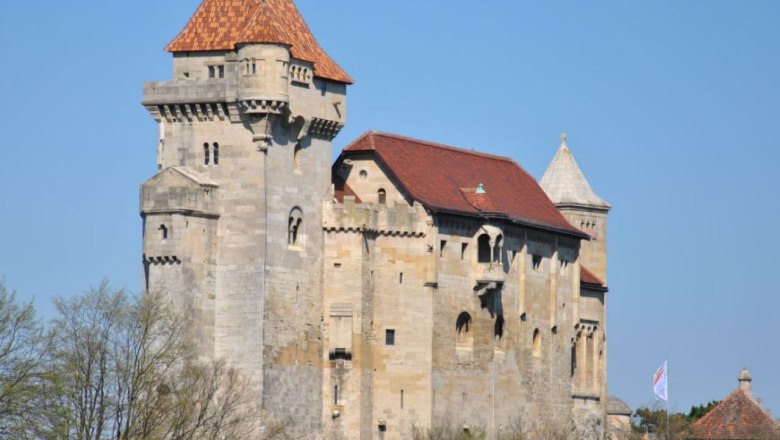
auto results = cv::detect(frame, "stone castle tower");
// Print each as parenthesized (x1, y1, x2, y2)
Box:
(140, 1, 613, 438)
(540, 133, 612, 283)
(140, 0, 351, 431)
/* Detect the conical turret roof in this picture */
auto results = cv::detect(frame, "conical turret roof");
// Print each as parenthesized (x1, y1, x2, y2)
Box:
(166, 0, 352, 84)
(540, 133, 611, 210)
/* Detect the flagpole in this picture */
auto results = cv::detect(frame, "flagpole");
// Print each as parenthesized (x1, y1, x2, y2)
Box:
(666, 361, 670, 433)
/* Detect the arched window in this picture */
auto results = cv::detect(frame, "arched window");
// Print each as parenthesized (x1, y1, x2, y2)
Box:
(377, 188, 387, 205)
(204, 143, 210, 165)
(477, 234, 491, 263)
(212, 143, 219, 165)
(456, 312, 473, 349)
(532, 329, 541, 357)
(159, 224, 168, 240)
(493, 235, 503, 263)
(294, 144, 303, 172)
(288, 207, 303, 247)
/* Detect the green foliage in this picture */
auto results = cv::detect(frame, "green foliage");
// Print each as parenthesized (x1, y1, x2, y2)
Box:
(633, 406, 692, 439)
(687, 400, 719, 422)
(0, 279, 45, 439)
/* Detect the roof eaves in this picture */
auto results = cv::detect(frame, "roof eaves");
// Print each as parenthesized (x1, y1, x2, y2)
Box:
(429, 206, 591, 240)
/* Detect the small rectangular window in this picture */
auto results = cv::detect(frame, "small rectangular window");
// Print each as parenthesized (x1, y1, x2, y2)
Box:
(399, 272, 403, 284)
(208, 65, 215, 79)
(461, 243, 468, 260)
(218, 65, 225, 78)
(440, 240, 447, 257)
(385, 329, 395, 346)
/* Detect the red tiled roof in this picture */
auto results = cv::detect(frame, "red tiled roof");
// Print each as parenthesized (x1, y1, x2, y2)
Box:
(332, 173, 361, 203)
(580, 266, 606, 287)
(339, 132, 587, 238)
(691, 390, 780, 439)
(166, 0, 352, 84)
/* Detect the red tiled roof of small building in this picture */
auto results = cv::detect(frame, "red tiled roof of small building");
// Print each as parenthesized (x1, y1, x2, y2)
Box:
(690, 389, 780, 439)
(580, 266, 606, 288)
(166, 0, 352, 84)
(332, 173, 361, 203)
(339, 132, 588, 238)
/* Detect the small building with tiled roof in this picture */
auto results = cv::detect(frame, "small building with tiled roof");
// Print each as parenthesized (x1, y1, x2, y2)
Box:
(690, 370, 780, 440)
(140, 0, 614, 438)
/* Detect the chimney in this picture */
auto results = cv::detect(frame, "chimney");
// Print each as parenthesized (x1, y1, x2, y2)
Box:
(738, 368, 752, 396)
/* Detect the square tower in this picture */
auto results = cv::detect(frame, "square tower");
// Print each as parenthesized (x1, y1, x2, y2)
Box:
(140, 0, 351, 432)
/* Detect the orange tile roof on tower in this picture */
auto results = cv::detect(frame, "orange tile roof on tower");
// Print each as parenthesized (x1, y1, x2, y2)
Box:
(690, 389, 780, 439)
(166, 0, 352, 84)
(339, 132, 589, 239)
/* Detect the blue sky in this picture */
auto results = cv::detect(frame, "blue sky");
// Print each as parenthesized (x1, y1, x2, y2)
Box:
(1, 0, 778, 418)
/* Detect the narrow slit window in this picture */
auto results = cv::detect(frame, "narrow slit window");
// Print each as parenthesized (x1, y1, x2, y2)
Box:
(252, 60, 257, 75)
(212, 143, 219, 165)
(334, 385, 338, 405)
(461, 243, 468, 260)
(385, 329, 395, 346)
(533, 329, 541, 357)
(401, 389, 404, 409)
(159, 224, 168, 240)
(294, 144, 303, 172)
(204, 143, 210, 165)
(440, 240, 447, 257)
(399, 272, 403, 284)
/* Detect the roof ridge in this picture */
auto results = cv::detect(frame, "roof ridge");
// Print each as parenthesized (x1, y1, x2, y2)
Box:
(366, 131, 516, 163)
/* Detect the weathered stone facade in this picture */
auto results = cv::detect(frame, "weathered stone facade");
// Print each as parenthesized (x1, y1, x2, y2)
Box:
(140, 1, 612, 438)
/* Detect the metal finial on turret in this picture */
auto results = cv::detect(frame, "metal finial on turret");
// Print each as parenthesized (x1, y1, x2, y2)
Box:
(560, 132, 568, 148)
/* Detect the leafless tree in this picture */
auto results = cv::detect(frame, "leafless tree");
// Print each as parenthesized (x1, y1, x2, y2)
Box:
(33, 281, 282, 440)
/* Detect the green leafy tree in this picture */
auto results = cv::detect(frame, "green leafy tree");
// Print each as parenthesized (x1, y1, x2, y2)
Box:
(686, 400, 719, 422)
(633, 405, 692, 440)
(0, 279, 45, 438)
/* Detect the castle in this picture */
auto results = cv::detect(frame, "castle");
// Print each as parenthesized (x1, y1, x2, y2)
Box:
(140, 0, 612, 438)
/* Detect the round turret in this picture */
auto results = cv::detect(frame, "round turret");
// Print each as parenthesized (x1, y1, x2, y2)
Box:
(237, 43, 290, 113)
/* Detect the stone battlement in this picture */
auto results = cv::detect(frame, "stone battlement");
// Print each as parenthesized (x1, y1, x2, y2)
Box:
(323, 196, 427, 237)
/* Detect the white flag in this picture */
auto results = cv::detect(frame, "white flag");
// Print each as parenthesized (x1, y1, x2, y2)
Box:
(653, 361, 668, 402)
